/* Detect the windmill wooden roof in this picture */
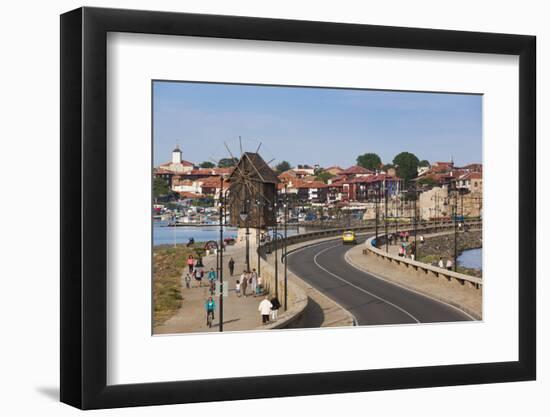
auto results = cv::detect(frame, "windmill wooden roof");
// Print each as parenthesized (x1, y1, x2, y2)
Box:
(228, 152, 280, 184)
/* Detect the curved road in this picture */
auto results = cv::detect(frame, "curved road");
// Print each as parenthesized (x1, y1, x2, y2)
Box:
(287, 236, 473, 326)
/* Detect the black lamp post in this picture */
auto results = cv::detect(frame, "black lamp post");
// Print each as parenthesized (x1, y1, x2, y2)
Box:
(453, 189, 458, 271)
(273, 201, 279, 299)
(408, 185, 420, 260)
(218, 176, 225, 332)
(255, 199, 262, 276)
(240, 200, 250, 272)
(375, 183, 380, 240)
(384, 182, 389, 252)
(272, 231, 285, 306)
(283, 198, 289, 311)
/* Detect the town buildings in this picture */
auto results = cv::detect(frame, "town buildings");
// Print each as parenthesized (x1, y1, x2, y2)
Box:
(154, 145, 482, 221)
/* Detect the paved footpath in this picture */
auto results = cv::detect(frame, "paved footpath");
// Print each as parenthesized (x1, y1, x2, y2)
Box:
(346, 234, 482, 318)
(154, 244, 270, 334)
(381, 228, 480, 261)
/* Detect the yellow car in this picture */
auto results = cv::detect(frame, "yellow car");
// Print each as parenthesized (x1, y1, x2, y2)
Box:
(342, 230, 357, 245)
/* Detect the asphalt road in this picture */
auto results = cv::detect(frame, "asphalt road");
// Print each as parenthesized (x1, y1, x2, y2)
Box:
(287, 236, 473, 326)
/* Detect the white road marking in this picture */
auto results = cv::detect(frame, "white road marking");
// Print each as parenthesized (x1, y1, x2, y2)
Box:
(344, 250, 477, 321)
(312, 244, 421, 324)
(286, 242, 359, 326)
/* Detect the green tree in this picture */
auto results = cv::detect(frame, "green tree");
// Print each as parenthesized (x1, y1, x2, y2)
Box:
(200, 161, 215, 168)
(393, 152, 420, 185)
(218, 157, 238, 168)
(315, 170, 335, 184)
(275, 160, 292, 174)
(153, 177, 170, 200)
(356, 153, 382, 171)
(418, 159, 430, 168)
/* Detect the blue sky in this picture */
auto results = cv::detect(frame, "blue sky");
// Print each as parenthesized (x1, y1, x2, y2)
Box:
(153, 81, 482, 168)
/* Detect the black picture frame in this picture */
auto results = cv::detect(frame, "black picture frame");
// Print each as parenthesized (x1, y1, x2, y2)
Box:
(60, 6, 536, 410)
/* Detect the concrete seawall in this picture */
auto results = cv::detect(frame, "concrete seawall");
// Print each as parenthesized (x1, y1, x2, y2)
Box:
(356, 235, 482, 319)
(253, 236, 357, 329)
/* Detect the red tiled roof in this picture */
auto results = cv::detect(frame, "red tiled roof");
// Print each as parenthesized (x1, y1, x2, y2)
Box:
(459, 172, 482, 180)
(199, 176, 229, 188)
(154, 168, 174, 175)
(278, 170, 297, 179)
(296, 180, 328, 189)
(340, 165, 374, 175)
(365, 174, 400, 183)
(160, 160, 194, 167)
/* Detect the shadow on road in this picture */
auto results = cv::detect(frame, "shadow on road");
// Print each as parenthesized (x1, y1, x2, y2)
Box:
(286, 296, 325, 329)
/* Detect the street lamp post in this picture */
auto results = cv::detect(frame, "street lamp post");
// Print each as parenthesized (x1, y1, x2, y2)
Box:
(283, 199, 289, 311)
(384, 184, 389, 252)
(218, 176, 226, 332)
(255, 199, 262, 276)
(272, 231, 286, 308)
(239, 200, 251, 272)
(375, 184, 379, 240)
(246, 199, 251, 272)
(273, 201, 279, 299)
(408, 185, 420, 260)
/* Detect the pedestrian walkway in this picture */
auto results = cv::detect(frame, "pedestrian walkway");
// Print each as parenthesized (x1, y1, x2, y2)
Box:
(154, 244, 272, 334)
(382, 230, 468, 260)
(346, 241, 482, 318)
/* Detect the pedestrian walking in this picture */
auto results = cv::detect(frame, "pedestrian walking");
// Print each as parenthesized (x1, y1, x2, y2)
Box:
(438, 257, 444, 269)
(186, 255, 195, 274)
(194, 267, 204, 287)
(446, 259, 453, 271)
(250, 269, 258, 296)
(270, 296, 281, 321)
(184, 272, 192, 289)
(258, 296, 273, 325)
(420, 235, 425, 244)
(235, 279, 241, 297)
(240, 270, 248, 297)
(228, 257, 235, 276)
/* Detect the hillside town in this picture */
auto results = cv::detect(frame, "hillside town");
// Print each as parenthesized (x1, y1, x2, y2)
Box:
(154, 145, 482, 224)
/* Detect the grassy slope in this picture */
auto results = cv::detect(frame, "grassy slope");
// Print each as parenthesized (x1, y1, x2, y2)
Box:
(153, 245, 198, 326)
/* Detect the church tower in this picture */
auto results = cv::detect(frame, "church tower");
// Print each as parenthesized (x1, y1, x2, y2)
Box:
(172, 145, 182, 164)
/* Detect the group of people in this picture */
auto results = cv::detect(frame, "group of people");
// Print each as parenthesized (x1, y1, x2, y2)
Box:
(183, 254, 214, 289)
(236, 269, 263, 298)
(438, 257, 454, 271)
(185, 254, 282, 327)
(258, 296, 281, 324)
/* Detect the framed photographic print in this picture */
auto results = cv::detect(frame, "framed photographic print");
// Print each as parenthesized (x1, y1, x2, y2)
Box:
(60, 6, 536, 410)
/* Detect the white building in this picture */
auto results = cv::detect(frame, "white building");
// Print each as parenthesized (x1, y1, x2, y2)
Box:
(158, 146, 194, 173)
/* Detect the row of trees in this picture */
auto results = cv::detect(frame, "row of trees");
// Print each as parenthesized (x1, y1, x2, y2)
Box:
(356, 152, 430, 185)
(194, 151, 433, 186)
(198, 157, 239, 169)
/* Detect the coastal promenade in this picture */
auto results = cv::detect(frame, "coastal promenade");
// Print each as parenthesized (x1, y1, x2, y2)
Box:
(349, 229, 483, 318)
(154, 244, 269, 334)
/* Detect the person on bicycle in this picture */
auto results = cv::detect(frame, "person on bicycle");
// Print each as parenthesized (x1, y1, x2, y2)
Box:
(207, 267, 217, 294)
(205, 296, 216, 326)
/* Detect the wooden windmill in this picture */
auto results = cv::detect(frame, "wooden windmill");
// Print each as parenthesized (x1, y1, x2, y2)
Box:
(225, 146, 280, 229)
